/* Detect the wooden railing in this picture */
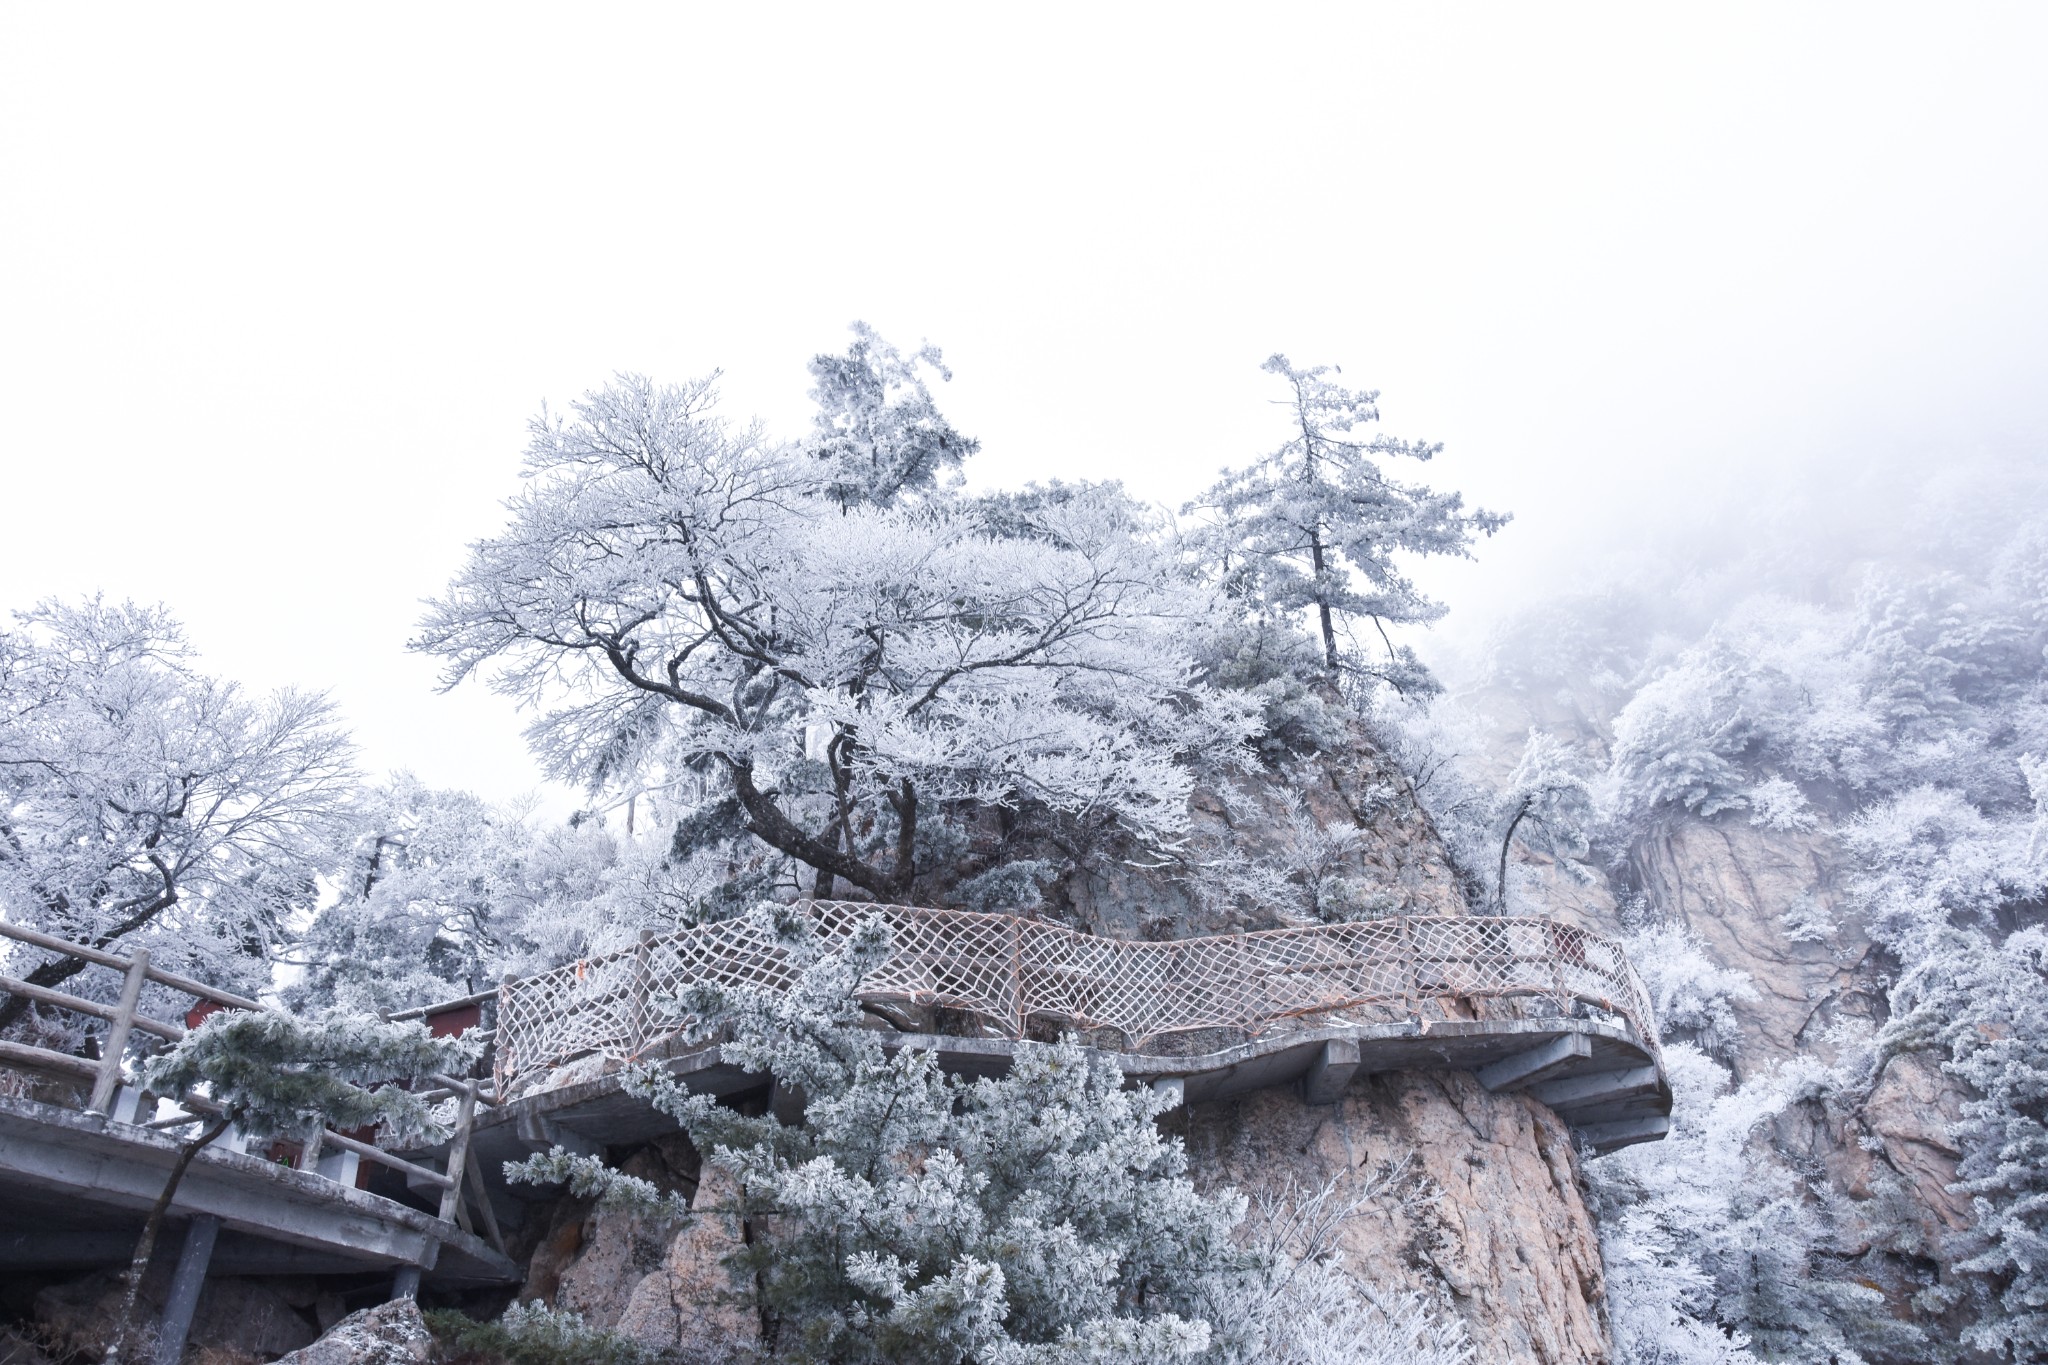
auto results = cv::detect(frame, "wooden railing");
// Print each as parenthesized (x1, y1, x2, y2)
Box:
(0, 918, 499, 1250)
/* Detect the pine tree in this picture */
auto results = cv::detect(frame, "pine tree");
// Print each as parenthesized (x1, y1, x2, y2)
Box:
(508, 903, 1247, 1364)
(1188, 356, 1507, 696)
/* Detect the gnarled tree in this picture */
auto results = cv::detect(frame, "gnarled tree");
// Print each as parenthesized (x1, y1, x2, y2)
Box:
(416, 336, 1259, 908)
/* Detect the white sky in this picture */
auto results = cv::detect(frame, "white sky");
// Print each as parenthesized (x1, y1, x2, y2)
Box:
(4, 4, 2045, 805)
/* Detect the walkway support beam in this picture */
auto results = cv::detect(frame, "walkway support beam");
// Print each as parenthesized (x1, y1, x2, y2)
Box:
(152, 1214, 219, 1365)
(1574, 1115, 1671, 1151)
(1302, 1038, 1362, 1105)
(1527, 1065, 1661, 1109)
(1477, 1033, 1591, 1092)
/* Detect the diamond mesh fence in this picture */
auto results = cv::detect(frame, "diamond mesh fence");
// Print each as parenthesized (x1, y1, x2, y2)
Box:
(495, 903, 1659, 1093)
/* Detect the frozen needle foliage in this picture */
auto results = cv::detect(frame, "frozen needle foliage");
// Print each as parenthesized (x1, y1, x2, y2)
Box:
(509, 903, 1246, 1364)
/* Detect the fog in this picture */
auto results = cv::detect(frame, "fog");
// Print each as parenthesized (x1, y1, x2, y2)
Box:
(4, 5, 2044, 802)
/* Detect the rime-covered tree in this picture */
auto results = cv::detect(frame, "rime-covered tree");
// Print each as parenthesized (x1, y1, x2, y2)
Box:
(1941, 926, 2048, 1358)
(284, 777, 535, 1012)
(417, 336, 1260, 908)
(1490, 729, 1594, 913)
(0, 599, 354, 1032)
(1420, 471, 2048, 1358)
(808, 321, 979, 510)
(1188, 356, 1507, 695)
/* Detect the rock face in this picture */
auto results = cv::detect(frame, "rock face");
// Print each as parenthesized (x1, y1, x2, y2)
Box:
(519, 1139, 759, 1361)
(534, 1078, 1612, 1365)
(269, 1300, 431, 1365)
(30, 1269, 318, 1363)
(1184, 1073, 1610, 1365)
(613, 1165, 763, 1358)
(1037, 711, 1470, 938)
(1465, 678, 1979, 1341)
(1624, 821, 1881, 1076)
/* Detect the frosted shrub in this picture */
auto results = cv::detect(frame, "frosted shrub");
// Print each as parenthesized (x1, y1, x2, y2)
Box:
(1619, 925, 1756, 1060)
(425, 1303, 656, 1365)
(508, 904, 1248, 1364)
(1185, 1169, 1472, 1365)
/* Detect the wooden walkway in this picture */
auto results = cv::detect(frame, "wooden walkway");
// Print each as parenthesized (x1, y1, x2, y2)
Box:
(0, 915, 517, 1357)
(0, 901, 1668, 1354)
(0, 1095, 513, 1284)
(455, 905, 1671, 1210)
(495, 903, 1664, 1092)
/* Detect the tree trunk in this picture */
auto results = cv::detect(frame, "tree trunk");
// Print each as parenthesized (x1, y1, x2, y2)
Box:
(888, 779, 918, 901)
(1495, 798, 1532, 916)
(106, 1115, 232, 1365)
(1309, 528, 1340, 674)
(727, 759, 892, 898)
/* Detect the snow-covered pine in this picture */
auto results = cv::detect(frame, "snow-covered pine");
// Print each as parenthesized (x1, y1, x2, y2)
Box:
(144, 1006, 478, 1147)
(1185, 355, 1508, 697)
(806, 321, 980, 511)
(507, 902, 1248, 1364)
(106, 1009, 476, 1364)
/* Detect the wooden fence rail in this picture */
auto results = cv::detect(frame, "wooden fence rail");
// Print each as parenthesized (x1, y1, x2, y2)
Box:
(0, 918, 494, 1232)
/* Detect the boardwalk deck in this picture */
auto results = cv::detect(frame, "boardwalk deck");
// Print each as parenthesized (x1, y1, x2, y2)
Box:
(0, 903, 1669, 1310)
(440, 1011, 1669, 1232)
(0, 1096, 516, 1284)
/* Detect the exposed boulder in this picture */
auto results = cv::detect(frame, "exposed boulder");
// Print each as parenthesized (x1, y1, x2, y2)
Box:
(187, 1277, 322, 1361)
(541, 1136, 701, 1331)
(613, 1164, 762, 1359)
(269, 1299, 431, 1365)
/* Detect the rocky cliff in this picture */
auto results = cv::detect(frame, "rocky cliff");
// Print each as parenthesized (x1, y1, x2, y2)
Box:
(1183, 1075, 1609, 1365)
(1466, 678, 1982, 1351)
(521, 714, 1620, 1365)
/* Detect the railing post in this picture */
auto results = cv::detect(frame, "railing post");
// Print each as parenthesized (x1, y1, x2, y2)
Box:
(437, 1081, 477, 1223)
(1549, 923, 1570, 1015)
(630, 929, 655, 1054)
(1396, 918, 1418, 1022)
(495, 972, 518, 1095)
(87, 946, 149, 1116)
(1009, 919, 1025, 1038)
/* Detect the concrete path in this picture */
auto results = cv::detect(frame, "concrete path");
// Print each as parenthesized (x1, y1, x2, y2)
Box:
(0, 1096, 517, 1286)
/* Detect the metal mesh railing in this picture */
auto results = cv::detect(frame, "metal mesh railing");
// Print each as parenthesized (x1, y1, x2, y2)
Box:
(495, 904, 1659, 1093)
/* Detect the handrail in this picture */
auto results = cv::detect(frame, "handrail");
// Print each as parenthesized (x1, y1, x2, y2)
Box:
(0, 972, 185, 1042)
(0, 916, 488, 1237)
(385, 989, 498, 1022)
(494, 903, 1662, 1093)
(0, 919, 265, 1011)
(147, 1090, 456, 1190)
